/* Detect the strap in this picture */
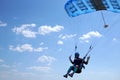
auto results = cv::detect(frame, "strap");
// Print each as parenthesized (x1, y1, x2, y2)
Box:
(83, 45, 93, 59)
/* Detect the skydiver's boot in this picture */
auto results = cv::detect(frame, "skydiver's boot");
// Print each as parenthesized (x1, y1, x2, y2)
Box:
(63, 74, 68, 78)
(69, 72, 74, 77)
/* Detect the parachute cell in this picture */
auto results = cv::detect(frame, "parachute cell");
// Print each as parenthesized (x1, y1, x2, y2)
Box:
(65, 0, 120, 17)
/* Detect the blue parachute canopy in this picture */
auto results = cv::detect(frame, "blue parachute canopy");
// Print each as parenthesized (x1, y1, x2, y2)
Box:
(65, 0, 120, 17)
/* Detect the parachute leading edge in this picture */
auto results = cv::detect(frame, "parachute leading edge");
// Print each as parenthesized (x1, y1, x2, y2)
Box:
(65, 0, 120, 17)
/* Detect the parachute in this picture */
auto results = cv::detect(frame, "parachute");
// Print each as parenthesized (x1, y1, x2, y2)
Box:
(63, 0, 120, 78)
(65, 0, 120, 17)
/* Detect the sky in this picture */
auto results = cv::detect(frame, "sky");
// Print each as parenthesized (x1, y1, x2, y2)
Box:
(0, 0, 120, 80)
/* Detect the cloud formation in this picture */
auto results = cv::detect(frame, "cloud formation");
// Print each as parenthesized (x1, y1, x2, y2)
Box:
(0, 21, 7, 27)
(12, 24, 37, 38)
(59, 34, 76, 39)
(0, 64, 10, 68)
(12, 24, 64, 38)
(112, 38, 120, 43)
(9, 44, 48, 52)
(79, 31, 102, 43)
(28, 66, 51, 72)
(57, 40, 63, 45)
(38, 25, 64, 35)
(31, 55, 55, 73)
(38, 55, 56, 65)
(34, 47, 48, 52)
(113, 38, 117, 41)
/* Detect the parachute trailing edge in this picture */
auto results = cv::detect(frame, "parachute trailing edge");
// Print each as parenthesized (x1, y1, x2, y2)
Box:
(65, 0, 120, 17)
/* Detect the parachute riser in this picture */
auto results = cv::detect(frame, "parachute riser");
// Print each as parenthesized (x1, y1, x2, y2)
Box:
(75, 45, 77, 53)
(83, 45, 93, 59)
(79, 45, 93, 70)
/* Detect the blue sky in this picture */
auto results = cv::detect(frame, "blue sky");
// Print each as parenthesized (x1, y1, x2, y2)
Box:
(0, 0, 120, 80)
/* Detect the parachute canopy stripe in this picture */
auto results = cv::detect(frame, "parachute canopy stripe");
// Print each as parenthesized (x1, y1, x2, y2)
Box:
(65, 0, 120, 17)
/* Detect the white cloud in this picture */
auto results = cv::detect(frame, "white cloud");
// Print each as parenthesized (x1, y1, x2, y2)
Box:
(12, 24, 37, 38)
(9, 44, 48, 53)
(0, 21, 7, 27)
(113, 38, 117, 41)
(28, 66, 51, 72)
(34, 47, 48, 52)
(79, 31, 102, 43)
(12, 24, 64, 37)
(57, 40, 63, 45)
(22, 30, 37, 38)
(40, 42, 44, 45)
(38, 55, 56, 65)
(112, 38, 120, 43)
(38, 25, 64, 35)
(0, 59, 4, 63)
(0, 64, 10, 68)
(9, 44, 33, 52)
(59, 34, 76, 39)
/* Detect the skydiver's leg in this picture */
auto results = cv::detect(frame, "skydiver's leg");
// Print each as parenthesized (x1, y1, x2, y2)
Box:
(69, 66, 77, 77)
(67, 66, 74, 74)
(63, 66, 74, 78)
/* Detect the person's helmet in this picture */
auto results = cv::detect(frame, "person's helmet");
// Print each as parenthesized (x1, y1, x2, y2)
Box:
(75, 52, 79, 58)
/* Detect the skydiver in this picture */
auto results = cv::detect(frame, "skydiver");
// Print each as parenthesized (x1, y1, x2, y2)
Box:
(63, 52, 90, 78)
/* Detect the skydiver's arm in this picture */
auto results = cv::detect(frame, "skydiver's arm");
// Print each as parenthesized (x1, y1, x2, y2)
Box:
(83, 56, 90, 65)
(82, 65, 85, 69)
(69, 55, 74, 64)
